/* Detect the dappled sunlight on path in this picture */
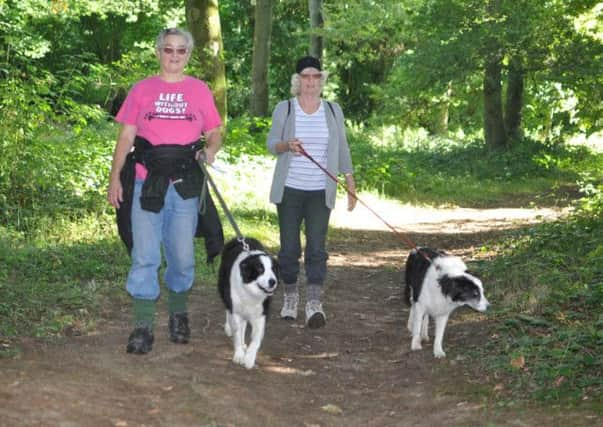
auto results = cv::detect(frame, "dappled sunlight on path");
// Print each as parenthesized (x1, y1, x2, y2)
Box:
(331, 192, 569, 234)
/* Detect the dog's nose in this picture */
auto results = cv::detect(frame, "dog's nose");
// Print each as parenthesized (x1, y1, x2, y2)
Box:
(268, 278, 276, 288)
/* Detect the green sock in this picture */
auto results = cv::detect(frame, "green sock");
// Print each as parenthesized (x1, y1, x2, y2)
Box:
(168, 289, 189, 314)
(133, 298, 156, 330)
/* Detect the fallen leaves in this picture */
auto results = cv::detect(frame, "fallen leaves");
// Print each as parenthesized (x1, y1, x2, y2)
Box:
(554, 376, 566, 387)
(321, 404, 343, 415)
(510, 355, 525, 370)
(263, 365, 316, 376)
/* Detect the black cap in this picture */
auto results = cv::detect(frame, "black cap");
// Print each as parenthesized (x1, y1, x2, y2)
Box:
(296, 56, 321, 73)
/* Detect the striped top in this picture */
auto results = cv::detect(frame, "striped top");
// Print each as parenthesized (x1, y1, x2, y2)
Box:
(285, 99, 329, 191)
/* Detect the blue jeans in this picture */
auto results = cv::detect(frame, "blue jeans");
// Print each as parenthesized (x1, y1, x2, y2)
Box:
(277, 187, 331, 285)
(126, 180, 199, 300)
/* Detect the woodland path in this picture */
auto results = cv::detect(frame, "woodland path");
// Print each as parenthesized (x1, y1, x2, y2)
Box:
(1, 198, 599, 427)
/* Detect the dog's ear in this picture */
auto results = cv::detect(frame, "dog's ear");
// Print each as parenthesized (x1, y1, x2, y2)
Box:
(439, 275, 468, 301)
(240, 256, 263, 283)
(447, 277, 481, 302)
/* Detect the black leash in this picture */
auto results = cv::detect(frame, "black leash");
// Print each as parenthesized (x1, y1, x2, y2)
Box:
(197, 157, 249, 252)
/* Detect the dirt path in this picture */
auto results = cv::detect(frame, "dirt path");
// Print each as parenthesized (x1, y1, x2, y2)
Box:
(0, 201, 598, 426)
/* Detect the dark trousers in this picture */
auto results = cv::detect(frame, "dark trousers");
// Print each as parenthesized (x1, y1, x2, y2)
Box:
(277, 187, 331, 286)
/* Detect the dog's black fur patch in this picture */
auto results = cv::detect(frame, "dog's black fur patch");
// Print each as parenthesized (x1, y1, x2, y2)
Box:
(404, 247, 446, 305)
(439, 275, 482, 303)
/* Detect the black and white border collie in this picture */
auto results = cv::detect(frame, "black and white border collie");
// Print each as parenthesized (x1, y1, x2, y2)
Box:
(404, 247, 489, 358)
(218, 237, 279, 369)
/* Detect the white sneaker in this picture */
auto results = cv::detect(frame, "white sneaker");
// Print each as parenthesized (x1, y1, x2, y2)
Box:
(305, 300, 326, 329)
(280, 292, 299, 320)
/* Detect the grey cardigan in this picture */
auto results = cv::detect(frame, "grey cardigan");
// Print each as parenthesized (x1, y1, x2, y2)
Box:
(266, 98, 354, 209)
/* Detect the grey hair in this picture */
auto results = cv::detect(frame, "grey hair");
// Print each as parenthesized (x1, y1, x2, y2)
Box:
(290, 71, 329, 96)
(156, 28, 194, 51)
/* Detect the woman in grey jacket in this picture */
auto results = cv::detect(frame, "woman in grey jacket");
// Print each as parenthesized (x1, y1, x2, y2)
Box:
(266, 56, 357, 328)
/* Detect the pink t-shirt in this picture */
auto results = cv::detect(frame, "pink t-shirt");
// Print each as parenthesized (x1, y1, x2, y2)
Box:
(116, 75, 222, 179)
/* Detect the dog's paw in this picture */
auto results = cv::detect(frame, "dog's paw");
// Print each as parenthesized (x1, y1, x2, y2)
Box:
(233, 349, 246, 365)
(433, 349, 446, 358)
(243, 351, 257, 370)
(410, 338, 423, 351)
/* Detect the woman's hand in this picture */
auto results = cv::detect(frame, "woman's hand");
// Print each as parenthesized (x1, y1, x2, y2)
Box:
(282, 138, 303, 154)
(107, 123, 137, 209)
(107, 177, 123, 209)
(347, 192, 357, 212)
(345, 174, 357, 211)
(201, 146, 217, 164)
(202, 128, 222, 165)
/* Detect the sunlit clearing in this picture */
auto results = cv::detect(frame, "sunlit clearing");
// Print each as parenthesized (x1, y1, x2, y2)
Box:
(331, 192, 566, 234)
(329, 250, 402, 267)
(263, 365, 315, 376)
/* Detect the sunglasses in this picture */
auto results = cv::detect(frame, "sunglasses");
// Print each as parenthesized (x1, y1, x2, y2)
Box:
(162, 46, 188, 55)
(300, 73, 322, 80)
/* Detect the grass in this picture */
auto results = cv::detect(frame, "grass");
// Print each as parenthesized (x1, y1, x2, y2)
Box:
(347, 126, 600, 207)
(1, 119, 602, 409)
(477, 202, 603, 406)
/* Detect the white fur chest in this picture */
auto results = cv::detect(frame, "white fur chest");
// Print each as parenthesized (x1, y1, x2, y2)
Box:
(230, 286, 266, 320)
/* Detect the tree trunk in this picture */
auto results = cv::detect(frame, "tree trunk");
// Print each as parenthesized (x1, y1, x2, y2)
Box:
(483, 56, 507, 147)
(250, 0, 273, 117)
(505, 56, 524, 141)
(185, 0, 228, 124)
(308, 0, 324, 59)
(432, 81, 452, 135)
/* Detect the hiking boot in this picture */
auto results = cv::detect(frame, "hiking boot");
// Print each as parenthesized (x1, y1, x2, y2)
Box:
(126, 326, 154, 354)
(305, 300, 326, 329)
(168, 312, 190, 344)
(280, 292, 299, 320)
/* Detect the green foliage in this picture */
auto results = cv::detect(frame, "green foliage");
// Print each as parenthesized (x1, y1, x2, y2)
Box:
(0, 214, 122, 337)
(222, 114, 271, 159)
(478, 181, 603, 404)
(221, 0, 309, 117)
(0, 92, 113, 231)
(346, 0, 603, 135)
(324, 1, 415, 121)
(347, 125, 599, 207)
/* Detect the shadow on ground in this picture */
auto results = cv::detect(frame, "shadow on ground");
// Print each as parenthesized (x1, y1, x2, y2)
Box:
(0, 216, 599, 427)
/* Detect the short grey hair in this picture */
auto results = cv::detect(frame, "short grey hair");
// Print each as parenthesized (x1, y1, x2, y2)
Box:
(290, 71, 329, 96)
(156, 28, 194, 51)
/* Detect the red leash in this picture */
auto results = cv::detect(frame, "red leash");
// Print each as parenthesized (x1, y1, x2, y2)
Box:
(297, 146, 426, 257)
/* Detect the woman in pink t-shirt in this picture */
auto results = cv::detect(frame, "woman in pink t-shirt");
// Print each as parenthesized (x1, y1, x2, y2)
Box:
(107, 28, 222, 355)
